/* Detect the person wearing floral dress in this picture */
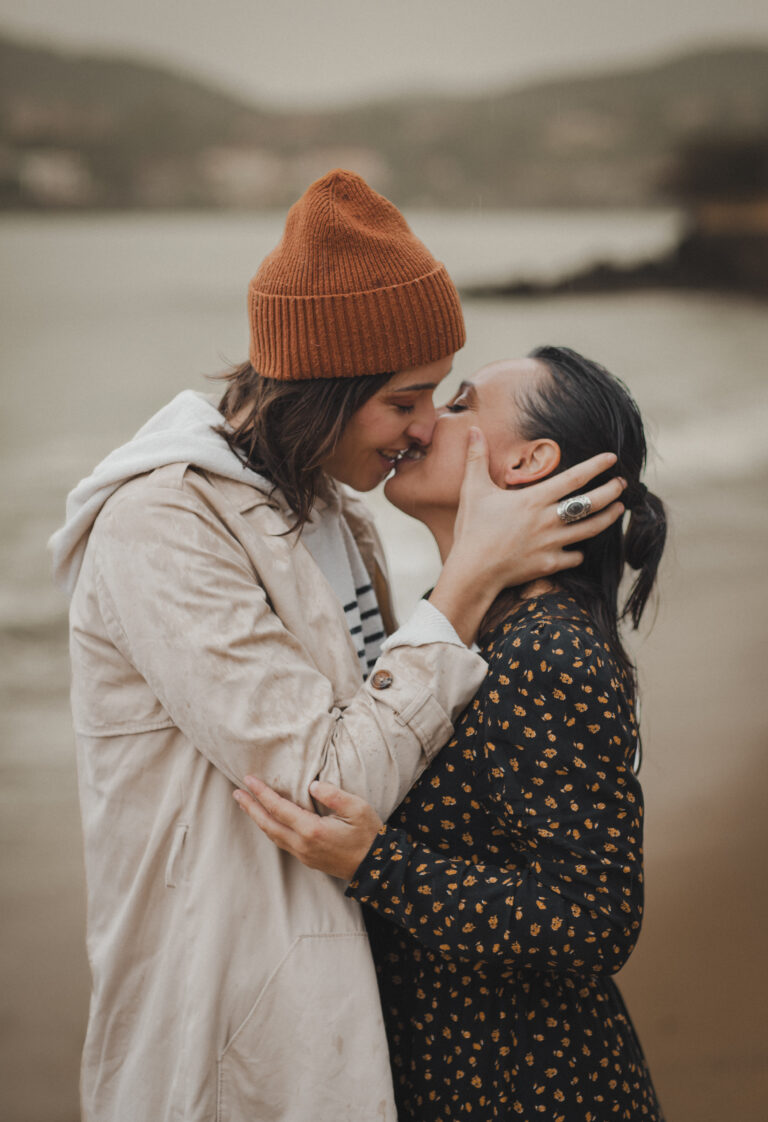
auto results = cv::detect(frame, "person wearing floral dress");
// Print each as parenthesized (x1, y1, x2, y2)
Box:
(236, 346, 666, 1121)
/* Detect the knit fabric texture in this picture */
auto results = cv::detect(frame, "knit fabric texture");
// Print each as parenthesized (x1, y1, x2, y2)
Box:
(248, 169, 466, 380)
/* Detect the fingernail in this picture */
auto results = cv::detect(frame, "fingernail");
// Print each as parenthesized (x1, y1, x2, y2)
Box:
(468, 427, 480, 445)
(233, 791, 245, 806)
(619, 477, 627, 489)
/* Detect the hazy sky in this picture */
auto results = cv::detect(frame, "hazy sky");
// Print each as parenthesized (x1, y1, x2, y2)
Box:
(2, 0, 767, 107)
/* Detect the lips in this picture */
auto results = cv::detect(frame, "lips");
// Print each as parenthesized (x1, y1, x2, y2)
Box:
(378, 451, 401, 471)
(377, 444, 429, 477)
(391, 445, 427, 472)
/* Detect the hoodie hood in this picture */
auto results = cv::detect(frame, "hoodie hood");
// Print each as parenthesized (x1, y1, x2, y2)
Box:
(49, 390, 271, 597)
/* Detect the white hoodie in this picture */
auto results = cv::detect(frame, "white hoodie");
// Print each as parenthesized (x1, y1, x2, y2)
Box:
(48, 389, 463, 670)
(48, 391, 269, 597)
(48, 390, 392, 674)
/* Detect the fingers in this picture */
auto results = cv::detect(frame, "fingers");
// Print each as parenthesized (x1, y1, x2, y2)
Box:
(460, 427, 490, 490)
(235, 777, 382, 881)
(550, 503, 625, 576)
(308, 780, 362, 820)
(233, 788, 303, 856)
(581, 475, 626, 515)
(540, 452, 618, 502)
(241, 776, 312, 832)
(554, 548, 585, 571)
(545, 500, 626, 575)
(560, 500, 626, 545)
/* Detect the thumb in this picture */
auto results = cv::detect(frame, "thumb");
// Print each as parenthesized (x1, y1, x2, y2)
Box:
(461, 426, 491, 492)
(309, 780, 361, 819)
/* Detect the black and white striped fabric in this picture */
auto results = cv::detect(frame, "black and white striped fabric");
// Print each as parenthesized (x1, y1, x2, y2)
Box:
(340, 520, 386, 674)
(301, 496, 386, 678)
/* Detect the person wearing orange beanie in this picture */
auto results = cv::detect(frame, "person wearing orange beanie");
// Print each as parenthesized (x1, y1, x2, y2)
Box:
(54, 169, 624, 1122)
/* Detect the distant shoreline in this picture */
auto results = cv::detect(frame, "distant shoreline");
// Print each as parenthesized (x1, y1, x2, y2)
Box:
(463, 228, 768, 300)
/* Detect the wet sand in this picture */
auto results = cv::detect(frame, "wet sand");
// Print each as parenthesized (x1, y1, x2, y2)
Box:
(2, 466, 767, 1122)
(618, 470, 768, 1120)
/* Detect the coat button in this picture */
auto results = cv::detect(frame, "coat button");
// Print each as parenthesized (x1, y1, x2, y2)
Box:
(370, 669, 393, 690)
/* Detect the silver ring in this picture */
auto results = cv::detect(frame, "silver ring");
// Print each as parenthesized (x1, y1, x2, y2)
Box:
(557, 494, 593, 524)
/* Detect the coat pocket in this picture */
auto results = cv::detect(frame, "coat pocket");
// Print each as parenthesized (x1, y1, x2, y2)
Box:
(164, 823, 188, 888)
(216, 932, 396, 1122)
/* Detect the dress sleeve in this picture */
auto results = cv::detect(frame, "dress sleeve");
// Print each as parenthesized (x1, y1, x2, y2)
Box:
(346, 622, 644, 977)
(89, 480, 487, 819)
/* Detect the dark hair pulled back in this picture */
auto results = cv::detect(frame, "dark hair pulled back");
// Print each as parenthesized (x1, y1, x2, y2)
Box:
(214, 362, 395, 530)
(518, 345, 667, 682)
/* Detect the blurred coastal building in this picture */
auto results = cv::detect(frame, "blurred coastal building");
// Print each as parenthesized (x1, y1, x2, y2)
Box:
(197, 146, 389, 208)
(15, 148, 95, 206)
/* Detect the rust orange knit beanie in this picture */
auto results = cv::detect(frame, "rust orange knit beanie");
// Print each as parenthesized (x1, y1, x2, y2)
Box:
(248, 169, 465, 380)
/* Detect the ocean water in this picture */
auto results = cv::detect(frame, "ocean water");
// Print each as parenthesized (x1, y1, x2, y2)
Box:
(1, 207, 767, 631)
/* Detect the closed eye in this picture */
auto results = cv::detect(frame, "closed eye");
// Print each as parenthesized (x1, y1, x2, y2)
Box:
(444, 382, 476, 413)
(393, 403, 415, 415)
(445, 391, 470, 413)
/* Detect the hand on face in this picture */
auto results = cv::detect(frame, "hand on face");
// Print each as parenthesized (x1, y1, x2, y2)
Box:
(234, 777, 383, 882)
(427, 426, 625, 645)
(452, 427, 625, 589)
(386, 357, 626, 569)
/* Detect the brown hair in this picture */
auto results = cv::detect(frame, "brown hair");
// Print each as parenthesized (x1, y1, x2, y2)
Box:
(215, 362, 395, 530)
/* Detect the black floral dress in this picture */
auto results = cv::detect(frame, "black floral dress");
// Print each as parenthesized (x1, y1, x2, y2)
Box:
(346, 593, 663, 1121)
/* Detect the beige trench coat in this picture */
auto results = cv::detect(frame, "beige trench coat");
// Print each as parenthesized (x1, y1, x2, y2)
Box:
(69, 462, 486, 1122)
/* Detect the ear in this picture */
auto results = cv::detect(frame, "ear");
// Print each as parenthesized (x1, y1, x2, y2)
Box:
(502, 439, 561, 486)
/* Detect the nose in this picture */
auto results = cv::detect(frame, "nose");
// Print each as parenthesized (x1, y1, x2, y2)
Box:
(405, 400, 437, 446)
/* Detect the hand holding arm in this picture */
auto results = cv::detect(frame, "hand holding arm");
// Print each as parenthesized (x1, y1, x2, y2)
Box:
(237, 624, 646, 979)
(235, 770, 640, 977)
(234, 776, 383, 882)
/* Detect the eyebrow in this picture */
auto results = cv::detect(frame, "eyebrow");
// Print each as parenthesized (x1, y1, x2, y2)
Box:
(388, 382, 440, 394)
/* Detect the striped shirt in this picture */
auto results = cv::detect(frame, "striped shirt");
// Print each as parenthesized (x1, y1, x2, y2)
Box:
(301, 493, 386, 677)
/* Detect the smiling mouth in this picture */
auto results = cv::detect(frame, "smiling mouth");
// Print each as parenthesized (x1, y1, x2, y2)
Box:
(379, 445, 427, 472)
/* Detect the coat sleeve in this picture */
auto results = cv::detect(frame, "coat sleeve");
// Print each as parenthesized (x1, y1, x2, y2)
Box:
(346, 624, 644, 976)
(89, 482, 487, 819)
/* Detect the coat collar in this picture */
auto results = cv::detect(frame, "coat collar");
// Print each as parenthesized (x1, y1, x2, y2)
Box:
(200, 469, 397, 636)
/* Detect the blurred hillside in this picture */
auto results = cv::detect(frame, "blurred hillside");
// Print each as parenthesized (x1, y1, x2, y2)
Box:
(2, 32, 768, 209)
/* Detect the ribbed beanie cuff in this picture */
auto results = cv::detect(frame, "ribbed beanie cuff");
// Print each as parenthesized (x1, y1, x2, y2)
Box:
(248, 170, 466, 380)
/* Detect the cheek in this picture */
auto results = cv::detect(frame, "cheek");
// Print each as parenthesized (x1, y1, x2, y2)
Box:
(402, 426, 468, 503)
(435, 421, 470, 474)
(354, 405, 402, 450)
(439, 457, 466, 502)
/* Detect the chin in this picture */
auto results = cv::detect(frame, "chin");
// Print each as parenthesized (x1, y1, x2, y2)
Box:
(350, 477, 380, 493)
(336, 467, 386, 493)
(383, 473, 422, 518)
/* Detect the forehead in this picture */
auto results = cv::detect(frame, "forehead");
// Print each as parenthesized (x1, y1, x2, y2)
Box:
(472, 357, 545, 396)
(467, 354, 545, 408)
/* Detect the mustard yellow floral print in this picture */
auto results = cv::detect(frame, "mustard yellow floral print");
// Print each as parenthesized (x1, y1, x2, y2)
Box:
(347, 594, 663, 1121)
